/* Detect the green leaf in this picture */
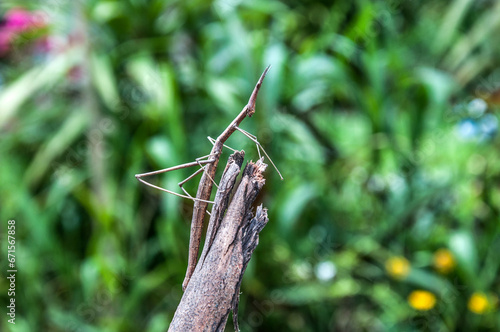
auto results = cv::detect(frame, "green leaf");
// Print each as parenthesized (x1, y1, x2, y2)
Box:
(0, 49, 81, 127)
(449, 231, 478, 283)
(23, 109, 90, 187)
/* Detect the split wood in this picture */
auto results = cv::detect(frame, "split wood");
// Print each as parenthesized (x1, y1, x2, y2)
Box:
(168, 152, 269, 332)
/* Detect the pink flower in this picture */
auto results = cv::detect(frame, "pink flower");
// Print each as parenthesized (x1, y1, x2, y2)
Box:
(4, 8, 45, 31)
(0, 8, 48, 55)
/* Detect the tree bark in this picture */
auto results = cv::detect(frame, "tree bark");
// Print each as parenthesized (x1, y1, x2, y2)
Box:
(168, 151, 269, 332)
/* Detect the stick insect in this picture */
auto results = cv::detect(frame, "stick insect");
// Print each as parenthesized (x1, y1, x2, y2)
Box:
(135, 66, 282, 291)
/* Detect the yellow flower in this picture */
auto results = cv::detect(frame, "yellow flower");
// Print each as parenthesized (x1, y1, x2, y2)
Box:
(468, 292, 491, 314)
(408, 290, 437, 311)
(385, 256, 410, 279)
(433, 248, 455, 274)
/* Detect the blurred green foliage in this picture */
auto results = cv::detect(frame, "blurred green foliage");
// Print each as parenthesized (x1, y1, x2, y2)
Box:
(1, 0, 500, 331)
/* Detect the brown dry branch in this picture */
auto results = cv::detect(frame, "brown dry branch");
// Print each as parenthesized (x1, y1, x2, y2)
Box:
(168, 151, 269, 332)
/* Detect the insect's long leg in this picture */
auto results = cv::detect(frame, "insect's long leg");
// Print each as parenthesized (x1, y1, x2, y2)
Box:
(207, 136, 238, 153)
(177, 168, 213, 216)
(230, 131, 262, 159)
(256, 144, 262, 159)
(135, 159, 216, 204)
(196, 159, 218, 189)
(177, 154, 215, 188)
(234, 126, 284, 180)
(180, 188, 212, 216)
(177, 154, 221, 216)
(136, 177, 214, 204)
(178, 168, 204, 187)
(135, 159, 212, 178)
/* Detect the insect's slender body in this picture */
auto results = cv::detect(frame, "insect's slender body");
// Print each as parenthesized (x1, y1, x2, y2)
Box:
(183, 143, 221, 290)
(135, 67, 276, 291)
(182, 69, 269, 290)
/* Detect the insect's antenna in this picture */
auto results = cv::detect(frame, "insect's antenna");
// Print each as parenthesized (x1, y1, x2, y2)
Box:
(234, 126, 284, 180)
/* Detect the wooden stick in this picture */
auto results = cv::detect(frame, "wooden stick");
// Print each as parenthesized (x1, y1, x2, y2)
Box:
(169, 153, 269, 331)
